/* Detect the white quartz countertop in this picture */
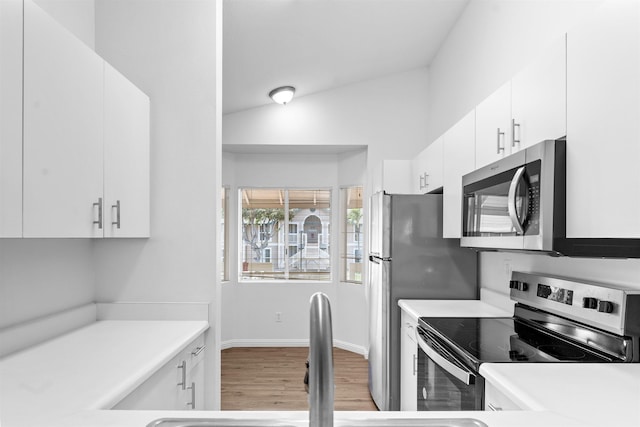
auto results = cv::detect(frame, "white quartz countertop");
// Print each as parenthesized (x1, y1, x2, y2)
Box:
(50, 409, 588, 427)
(0, 320, 209, 427)
(398, 298, 513, 322)
(480, 363, 640, 426)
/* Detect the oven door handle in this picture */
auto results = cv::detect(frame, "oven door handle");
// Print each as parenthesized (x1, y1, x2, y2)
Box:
(417, 332, 475, 386)
(507, 166, 527, 235)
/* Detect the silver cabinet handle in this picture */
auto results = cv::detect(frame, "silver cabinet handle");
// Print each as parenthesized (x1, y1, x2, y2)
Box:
(507, 166, 527, 235)
(419, 174, 425, 190)
(111, 200, 121, 229)
(496, 128, 505, 154)
(423, 173, 429, 189)
(511, 118, 521, 147)
(191, 345, 206, 356)
(93, 198, 103, 229)
(186, 382, 196, 409)
(487, 403, 503, 411)
(177, 360, 186, 390)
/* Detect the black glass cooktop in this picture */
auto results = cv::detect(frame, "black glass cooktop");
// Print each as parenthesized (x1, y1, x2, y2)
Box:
(418, 316, 613, 368)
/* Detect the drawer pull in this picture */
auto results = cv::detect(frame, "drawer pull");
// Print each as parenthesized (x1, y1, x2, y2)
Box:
(192, 345, 206, 356)
(187, 382, 196, 409)
(177, 360, 186, 390)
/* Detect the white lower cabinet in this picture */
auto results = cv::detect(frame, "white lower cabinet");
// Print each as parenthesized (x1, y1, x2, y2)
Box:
(113, 334, 205, 410)
(400, 310, 418, 411)
(484, 380, 522, 411)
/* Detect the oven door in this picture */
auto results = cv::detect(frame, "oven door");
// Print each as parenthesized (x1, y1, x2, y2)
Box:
(416, 327, 484, 411)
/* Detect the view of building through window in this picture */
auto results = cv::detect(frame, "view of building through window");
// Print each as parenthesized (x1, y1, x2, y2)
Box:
(341, 186, 363, 283)
(240, 188, 331, 281)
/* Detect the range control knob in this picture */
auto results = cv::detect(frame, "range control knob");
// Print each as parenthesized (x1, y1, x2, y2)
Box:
(509, 281, 528, 292)
(582, 297, 598, 309)
(597, 301, 615, 314)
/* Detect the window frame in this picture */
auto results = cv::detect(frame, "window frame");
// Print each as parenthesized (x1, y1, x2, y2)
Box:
(238, 187, 333, 283)
(340, 185, 364, 284)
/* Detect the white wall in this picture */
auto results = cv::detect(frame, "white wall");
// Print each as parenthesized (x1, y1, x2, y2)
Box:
(427, 0, 640, 292)
(224, 68, 429, 170)
(94, 0, 221, 409)
(33, 0, 95, 49)
(221, 150, 368, 353)
(427, 0, 603, 142)
(0, 240, 94, 328)
(222, 70, 427, 353)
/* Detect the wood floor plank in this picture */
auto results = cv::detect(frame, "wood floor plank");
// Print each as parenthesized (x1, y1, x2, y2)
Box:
(221, 347, 378, 412)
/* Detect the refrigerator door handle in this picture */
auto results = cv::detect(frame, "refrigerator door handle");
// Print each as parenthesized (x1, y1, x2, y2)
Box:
(369, 255, 392, 264)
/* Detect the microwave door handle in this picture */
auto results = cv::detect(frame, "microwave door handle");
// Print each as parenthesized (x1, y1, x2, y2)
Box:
(417, 333, 474, 386)
(507, 166, 527, 235)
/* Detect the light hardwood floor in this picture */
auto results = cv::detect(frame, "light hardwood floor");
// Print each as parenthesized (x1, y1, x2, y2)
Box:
(221, 347, 378, 411)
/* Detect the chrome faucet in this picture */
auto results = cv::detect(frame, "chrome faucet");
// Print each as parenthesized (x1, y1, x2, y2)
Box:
(308, 292, 334, 427)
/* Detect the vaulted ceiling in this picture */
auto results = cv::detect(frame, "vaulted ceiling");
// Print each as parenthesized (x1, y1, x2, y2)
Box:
(223, 0, 469, 114)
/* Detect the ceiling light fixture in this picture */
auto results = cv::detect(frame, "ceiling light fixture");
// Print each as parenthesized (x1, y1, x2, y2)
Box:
(269, 86, 296, 105)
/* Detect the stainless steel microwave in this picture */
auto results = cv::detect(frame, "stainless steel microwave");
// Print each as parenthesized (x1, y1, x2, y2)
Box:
(461, 139, 565, 253)
(460, 138, 640, 257)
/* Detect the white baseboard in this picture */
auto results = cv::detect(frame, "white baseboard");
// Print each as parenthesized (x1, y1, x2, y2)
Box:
(221, 338, 366, 357)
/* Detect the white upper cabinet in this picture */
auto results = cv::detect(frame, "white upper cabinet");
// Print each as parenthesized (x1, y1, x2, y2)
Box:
(19, 0, 150, 238)
(104, 63, 150, 238)
(511, 34, 567, 151)
(474, 81, 512, 168)
(566, 0, 640, 238)
(23, 0, 104, 238)
(0, 0, 23, 237)
(443, 110, 475, 239)
(411, 138, 443, 194)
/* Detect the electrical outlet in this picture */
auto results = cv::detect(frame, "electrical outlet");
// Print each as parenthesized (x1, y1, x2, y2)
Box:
(275, 312, 282, 322)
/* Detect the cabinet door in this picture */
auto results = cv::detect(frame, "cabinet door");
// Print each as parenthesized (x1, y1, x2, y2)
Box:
(443, 110, 475, 238)
(485, 381, 522, 411)
(400, 311, 417, 411)
(411, 148, 428, 194)
(104, 63, 150, 238)
(186, 338, 206, 410)
(23, 0, 104, 238)
(566, 1, 640, 238)
(0, 0, 23, 237)
(113, 350, 185, 410)
(423, 138, 443, 193)
(475, 81, 511, 168)
(511, 34, 566, 151)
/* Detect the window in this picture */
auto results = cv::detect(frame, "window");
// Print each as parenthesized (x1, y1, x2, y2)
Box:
(340, 186, 363, 284)
(240, 188, 331, 281)
(220, 186, 229, 281)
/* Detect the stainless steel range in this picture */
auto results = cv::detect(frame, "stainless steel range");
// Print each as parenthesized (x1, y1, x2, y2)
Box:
(416, 272, 640, 411)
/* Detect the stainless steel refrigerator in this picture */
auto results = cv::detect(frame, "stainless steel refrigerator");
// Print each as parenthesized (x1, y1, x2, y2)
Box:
(367, 191, 478, 411)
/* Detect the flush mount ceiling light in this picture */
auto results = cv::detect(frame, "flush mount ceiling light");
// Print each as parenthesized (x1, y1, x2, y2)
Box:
(269, 86, 296, 105)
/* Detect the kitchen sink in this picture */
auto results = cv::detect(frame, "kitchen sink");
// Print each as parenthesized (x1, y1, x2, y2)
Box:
(146, 420, 304, 427)
(146, 418, 488, 427)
